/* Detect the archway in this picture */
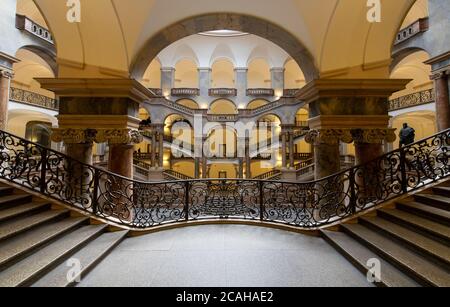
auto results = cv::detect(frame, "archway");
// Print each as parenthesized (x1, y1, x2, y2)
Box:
(247, 99, 270, 110)
(174, 59, 199, 88)
(211, 59, 235, 88)
(141, 59, 161, 89)
(209, 99, 238, 115)
(391, 111, 437, 149)
(176, 99, 199, 110)
(131, 13, 318, 82)
(248, 58, 271, 89)
(285, 59, 306, 90)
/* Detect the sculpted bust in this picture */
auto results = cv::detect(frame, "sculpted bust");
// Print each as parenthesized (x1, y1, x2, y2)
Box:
(399, 123, 415, 147)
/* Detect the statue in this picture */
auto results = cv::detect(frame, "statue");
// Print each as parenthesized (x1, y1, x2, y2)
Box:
(399, 123, 415, 147)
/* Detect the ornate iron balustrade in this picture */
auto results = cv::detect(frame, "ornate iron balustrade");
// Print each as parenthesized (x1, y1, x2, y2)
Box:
(389, 89, 435, 112)
(171, 88, 200, 96)
(253, 170, 282, 180)
(164, 169, 194, 180)
(247, 88, 275, 97)
(207, 114, 239, 122)
(9, 87, 59, 111)
(394, 18, 429, 45)
(148, 88, 163, 96)
(283, 89, 301, 97)
(0, 128, 447, 230)
(209, 88, 238, 97)
(16, 14, 54, 44)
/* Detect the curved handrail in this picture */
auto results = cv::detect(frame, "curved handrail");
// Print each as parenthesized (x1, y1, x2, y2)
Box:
(0, 129, 448, 231)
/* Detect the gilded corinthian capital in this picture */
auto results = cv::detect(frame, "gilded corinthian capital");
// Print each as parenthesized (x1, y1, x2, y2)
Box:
(51, 128, 97, 144)
(95, 129, 143, 145)
(305, 129, 353, 145)
(351, 128, 396, 144)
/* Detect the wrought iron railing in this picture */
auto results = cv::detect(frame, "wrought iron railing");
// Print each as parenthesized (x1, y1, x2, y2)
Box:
(389, 89, 435, 112)
(246, 88, 275, 97)
(171, 88, 200, 96)
(0, 129, 447, 230)
(9, 87, 59, 111)
(209, 88, 238, 97)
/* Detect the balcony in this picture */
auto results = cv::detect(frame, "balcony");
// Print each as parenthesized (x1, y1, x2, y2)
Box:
(9, 87, 59, 111)
(295, 121, 309, 128)
(207, 114, 239, 122)
(283, 89, 301, 97)
(209, 88, 237, 97)
(171, 88, 200, 96)
(16, 14, 54, 44)
(246, 88, 274, 97)
(394, 18, 429, 45)
(148, 88, 163, 96)
(389, 89, 435, 112)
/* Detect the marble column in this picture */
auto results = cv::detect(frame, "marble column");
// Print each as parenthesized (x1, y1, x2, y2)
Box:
(161, 67, 175, 98)
(238, 158, 244, 179)
(306, 130, 352, 180)
(95, 129, 143, 179)
(0, 70, 13, 130)
(198, 68, 212, 101)
(151, 131, 157, 167)
(352, 129, 396, 166)
(158, 128, 164, 168)
(245, 138, 252, 179)
(271, 67, 285, 98)
(235, 68, 248, 104)
(202, 157, 208, 179)
(281, 131, 287, 168)
(289, 131, 295, 168)
(432, 72, 450, 131)
(194, 158, 200, 178)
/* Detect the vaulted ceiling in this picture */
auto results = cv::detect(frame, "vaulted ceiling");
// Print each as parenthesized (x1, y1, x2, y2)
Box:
(32, 0, 417, 80)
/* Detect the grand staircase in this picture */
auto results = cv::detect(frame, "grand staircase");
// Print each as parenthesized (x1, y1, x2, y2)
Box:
(322, 180, 450, 287)
(0, 184, 128, 287)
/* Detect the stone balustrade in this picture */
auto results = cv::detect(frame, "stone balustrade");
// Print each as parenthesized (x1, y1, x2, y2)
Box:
(16, 14, 54, 44)
(394, 18, 429, 45)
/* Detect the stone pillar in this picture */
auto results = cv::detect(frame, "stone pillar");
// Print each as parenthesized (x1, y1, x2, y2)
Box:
(202, 157, 208, 179)
(245, 138, 252, 179)
(271, 67, 285, 98)
(198, 68, 212, 102)
(0, 70, 13, 130)
(281, 131, 287, 168)
(95, 129, 143, 178)
(306, 129, 353, 180)
(351, 129, 396, 166)
(235, 68, 248, 105)
(151, 131, 157, 167)
(289, 131, 295, 168)
(238, 158, 244, 179)
(158, 127, 164, 168)
(194, 158, 200, 178)
(161, 67, 175, 98)
(432, 72, 450, 131)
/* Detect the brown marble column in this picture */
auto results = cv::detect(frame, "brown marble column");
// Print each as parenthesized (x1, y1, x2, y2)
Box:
(202, 157, 208, 179)
(432, 72, 450, 131)
(0, 71, 13, 130)
(194, 158, 200, 178)
(96, 129, 143, 179)
(306, 129, 352, 180)
(238, 158, 244, 179)
(245, 138, 252, 179)
(281, 131, 287, 168)
(352, 129, 396, 165)
(158, 128, 164, 168)
(289, 131, 295, 168)
(151, 131, 157, 167)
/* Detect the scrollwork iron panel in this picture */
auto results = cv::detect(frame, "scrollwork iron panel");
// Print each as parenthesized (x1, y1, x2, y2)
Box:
(0, 129, 448, 230)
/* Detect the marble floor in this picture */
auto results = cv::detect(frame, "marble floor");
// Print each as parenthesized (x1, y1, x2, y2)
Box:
(78, 225, 373, 287)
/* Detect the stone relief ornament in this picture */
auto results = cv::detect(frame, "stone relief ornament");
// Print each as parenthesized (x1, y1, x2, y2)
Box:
(305, 129, 353, 145)
(51, 128, 97, 144)
(351, 128, 397, 144)
(95, 129, 143, 145)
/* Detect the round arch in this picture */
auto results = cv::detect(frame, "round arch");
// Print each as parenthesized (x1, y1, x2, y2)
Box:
(390, 47, 430, 74)
(15, 45, 57, 77)
(248, 58, 271, 89)
(131, 13, 318, 82)
(176, 99, 200, 110)
(391, 110, 437, 149)
(247, 99, 270, 110)
(209, 99, 238, 115)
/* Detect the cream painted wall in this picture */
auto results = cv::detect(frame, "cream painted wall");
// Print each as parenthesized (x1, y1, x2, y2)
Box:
(172, 161, 195, 177)
(391, 111, 437, 149)
(141, 59, 161, 88)
(248, 59, 271, 89)
(175, 59, 198, 88)
(285, 59, 306, 89)
(209, 164, 237, 179)
(211, 60, 235, 88)
(209, 99, 238, 115)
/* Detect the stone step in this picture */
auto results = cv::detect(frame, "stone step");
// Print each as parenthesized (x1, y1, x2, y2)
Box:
(0, 209, 70, 242)
(32, 230, 128, 287)
(321, 230, 420, 287)
(0, 202, 51, 223)
(378, 208, 450, 246)
(397, 201, 450, 227)
(0, 224, 108, 287)
(414, 194, 450, 212)
(433, 186, 450, 197)
(342, 224, 450, 287)
(0, 194, 33, 210)
(0, 187, 14, 197)
(0, 217, 89, 270)
(359, 216, 450, 269)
